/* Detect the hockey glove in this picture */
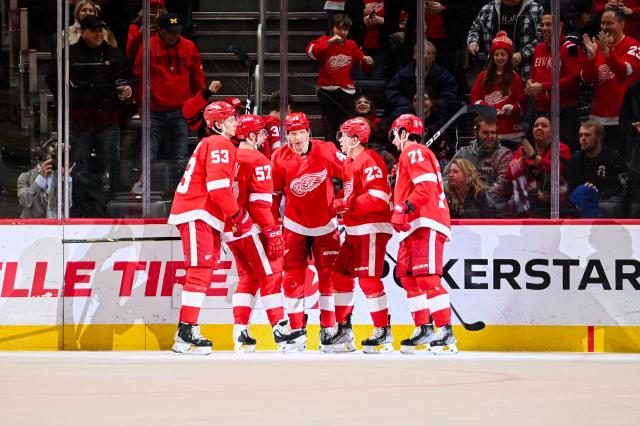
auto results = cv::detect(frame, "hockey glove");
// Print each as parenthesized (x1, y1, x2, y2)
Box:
(231, 208, 254, 237)
(390, 200, 414, 232)
(262, 224, 284, 260)
(331, 197, 349, 216)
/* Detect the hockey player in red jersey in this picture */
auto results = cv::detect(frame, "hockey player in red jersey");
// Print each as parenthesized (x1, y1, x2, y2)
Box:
(225, 114, 305, 352)
(389, 114, 457, 355)
(168, 101, 253, 355)
(271, 112, 346, 351)
(331, 117, 394, 354)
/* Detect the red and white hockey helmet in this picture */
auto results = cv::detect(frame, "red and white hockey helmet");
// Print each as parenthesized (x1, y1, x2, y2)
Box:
(236, 114, 266, 141)
(338, 117, 371, 144)
(203, 101, 235, 129)
(284, 112, 310, 133)
(390, 113, 424, 139)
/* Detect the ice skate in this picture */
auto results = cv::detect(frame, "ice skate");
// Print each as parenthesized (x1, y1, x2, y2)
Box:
(361, 325, 393, 354)
(273, 320, 307, 352)
(429, 324, 458, 355)
(282, 326, 307, 353)
(172, 322, 212, 355)
(400, 324, 435, 354)
(233, 326, 256, 354)
(318, 326, 342, 353)
(332, 314, 356, 353)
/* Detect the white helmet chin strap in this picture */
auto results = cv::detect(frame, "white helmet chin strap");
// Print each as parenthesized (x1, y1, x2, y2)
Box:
(345, 136, 360, 157)
(394, 129, 409, 152)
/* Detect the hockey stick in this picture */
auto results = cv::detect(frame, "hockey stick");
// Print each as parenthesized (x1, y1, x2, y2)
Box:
(450, 304, 485, 331)
(424, 104, 497, 147)
(62, 236, 180, 244)
(384, 252, 486, 332)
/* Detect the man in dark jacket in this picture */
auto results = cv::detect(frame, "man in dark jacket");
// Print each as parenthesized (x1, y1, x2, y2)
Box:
(46, 15, 132, 217)
(567, 120, 627, 217)
(385, 40, 458, 122)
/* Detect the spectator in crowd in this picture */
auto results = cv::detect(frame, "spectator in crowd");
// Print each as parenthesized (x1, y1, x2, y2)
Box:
(620, 79, 640, 217)
(470, 31, 526, 147)
(508, 116, 572, 216)
(183, 79, 223, 138)
(446, 115, 513, 206)
(525, 6, 583, 152)
(46, 15, 132, 217)
(582, 7, 640, 154)
(596, 0, 640, 39)
(385, 40, 458, 122)
(343, 1, 386, 79)
(126, 0, 167, 63)
(467, 0, 544, 80)
(566, 120, 628, 217)
(350, 95, 396, 171)
(562, 0, 601, 38)
(307, 13, 373, 143)
(382, 0, 420, 66)
(133, 12, 205, 181)
(67, 0, 117, 47)
(17, 139, 72, 219)
(445, 158, 494, 218)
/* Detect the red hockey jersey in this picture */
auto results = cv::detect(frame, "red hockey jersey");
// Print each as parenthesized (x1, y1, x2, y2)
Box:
(341, 149, 393, 235)
(168, 135, 239, 232)
(221, 147, 275, 241)
(263, 115, 283, 155)
(470, 70, 526, 140)
(272, 140, 346, 236)
(393, 143, 451, 242)
(306, 35, 369, 93)
(581, 35, 640, 125)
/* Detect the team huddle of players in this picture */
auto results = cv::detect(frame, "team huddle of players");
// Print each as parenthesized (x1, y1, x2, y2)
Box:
(168, 99, 458, 356)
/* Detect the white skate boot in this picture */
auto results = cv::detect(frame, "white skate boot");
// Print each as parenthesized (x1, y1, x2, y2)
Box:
(172, 322, 212, 355)
(273, 320, 307, 352)
(429, 325, 458, 355)
(400, 324, 435, 354)
(332, 314, 356, 353)
(233, 325, 256, 353)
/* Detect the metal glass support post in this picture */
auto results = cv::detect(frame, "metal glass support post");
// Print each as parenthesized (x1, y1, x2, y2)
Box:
(141, 1, 151, 217)
(416, 1, 426, 122)
(255, 0, 266, 114)
(550, 0, 560, 218)
(63, 0, 70, 219)
(279, 0, 288, 139)
(56, 0, 62, 219)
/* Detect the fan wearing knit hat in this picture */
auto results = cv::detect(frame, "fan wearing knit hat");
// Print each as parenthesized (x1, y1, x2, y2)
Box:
(470, 30, 526, 147)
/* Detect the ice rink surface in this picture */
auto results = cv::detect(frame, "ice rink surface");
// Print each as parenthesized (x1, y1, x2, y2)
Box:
(1, 351, 639, 426)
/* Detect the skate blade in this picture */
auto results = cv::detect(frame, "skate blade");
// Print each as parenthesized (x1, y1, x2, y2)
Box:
(362, 343, 394, 354)
(234, 343, 256, 354)
(400, 344, 430, 354)
(319, 343, 354, 353)
(430, 343, 458, 355)
(172, 342, 212, 355)
(282, 336, 308, 353)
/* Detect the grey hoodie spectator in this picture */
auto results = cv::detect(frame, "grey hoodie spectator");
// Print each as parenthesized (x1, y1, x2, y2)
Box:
(445, 115, 513, 204)
(467, 0, 544, 79)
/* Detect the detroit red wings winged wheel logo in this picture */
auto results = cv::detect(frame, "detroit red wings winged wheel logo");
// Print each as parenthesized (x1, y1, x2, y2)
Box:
(328, 54, 352, 70)
(290, 169, 328, 197)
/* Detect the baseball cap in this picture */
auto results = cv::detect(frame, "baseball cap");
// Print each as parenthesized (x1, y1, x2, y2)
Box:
(562, 0, 592, 18)
(80, 15, 107, 30)
(158, 13, 182, 33)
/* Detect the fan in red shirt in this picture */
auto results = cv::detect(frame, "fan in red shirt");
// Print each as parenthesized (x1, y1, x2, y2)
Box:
(581, 8, 640, 154)
(168, 101, 249, 355)
(330, 118, 394, 353)
(389, 114, 457, 355)
(271, 112, 347, 352)
(307, 13, 373, 142)
(225, 114, 306, 353)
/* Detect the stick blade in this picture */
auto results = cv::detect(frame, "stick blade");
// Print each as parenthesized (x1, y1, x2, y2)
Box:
(463, 321, 486, 332)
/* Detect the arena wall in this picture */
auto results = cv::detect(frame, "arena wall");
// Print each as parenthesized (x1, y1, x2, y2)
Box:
(1, 219, 639, 352)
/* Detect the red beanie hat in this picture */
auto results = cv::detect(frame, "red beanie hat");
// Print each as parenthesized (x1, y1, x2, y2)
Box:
(491, 31, 513, 55)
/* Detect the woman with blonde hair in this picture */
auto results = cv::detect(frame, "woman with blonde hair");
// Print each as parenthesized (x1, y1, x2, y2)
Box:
(445, 158, 493, 218)
(68, 0, 117, 47)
